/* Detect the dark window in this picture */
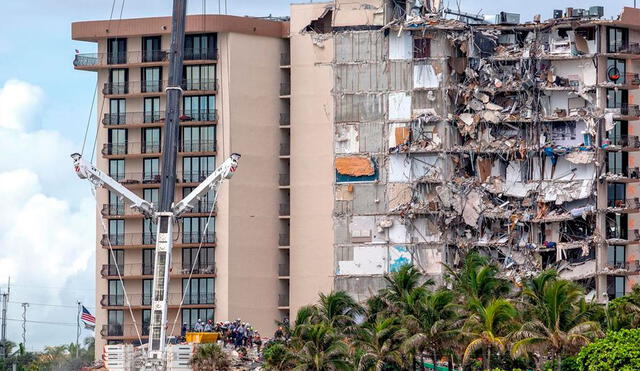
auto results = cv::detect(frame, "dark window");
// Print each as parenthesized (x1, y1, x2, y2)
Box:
(182, 278, 214, 304)
(184, 34, 217, 60)
(108, 191, 124, 215)
(142, 36, 162, 62)
(608, 245, 626, 268)
(142, 128, 160, 153)
(607, 58, 626, 84)
(143, 97, 161, 123)
(107, 38, 127, 64)
(142, 280, 153, 306)
(109, 159, 125, 181)
(607, 27, 628, 53)
(182, 217, 214, 243)
(181, 126, 215, 153)
(182, 187, 214, 213)
(607, 88, 628, 109)
(141, 67, 162, 93)
(182, 95, 215, 121)
(108, 99, 126, 125)
(107, 310, 124, 336)
(108, 220, 125, 245)
(182, 308, 214, 330)
(107, 128, 127, 155)
(182, 156, 215, 183)
(143, 218, 157, 245)
(608, 183, 626, 207)
(108, 280, 124, 306)
(413, 38, 431, 59)
(607, 152, 628, 176)
(608, 120, 628, 145)
(183, 65, 216, 91)
(143, 158, 160, 182)
(182, 248, 214, 274)
(607, 213, 628, 240)
(142, 309, 151, 336)
(142, 249, 155, 275)
(107, 248, 124, 276)
(108, 69, 128, 94)
(607, 275, 626, 298)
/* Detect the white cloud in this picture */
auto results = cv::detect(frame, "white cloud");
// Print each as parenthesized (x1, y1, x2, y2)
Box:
(0, 79, 95, 350)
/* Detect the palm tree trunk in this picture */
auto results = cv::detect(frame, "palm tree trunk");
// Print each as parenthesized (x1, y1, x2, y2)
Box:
(556, 355, 562, 371)
(447, 354, 453, 371)
(486, 347, 491, 370)
(433, 350, 438, 370)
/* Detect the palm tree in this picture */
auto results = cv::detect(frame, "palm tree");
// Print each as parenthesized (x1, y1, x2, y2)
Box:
(511, 279, 603, 371)
(292, 323, 351, 370)
(355, 317, 406, 370)
(315, 291, 364, 332)
(462, 298, 517, 370)
(403, 289, 460, 370)
(381, 265, 433, 314)
(444, 252, 510, 306)
(190, 343, 231, 371)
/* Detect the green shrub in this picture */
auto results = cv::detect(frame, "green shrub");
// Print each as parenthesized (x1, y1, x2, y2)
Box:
(576, 328, 640, 371)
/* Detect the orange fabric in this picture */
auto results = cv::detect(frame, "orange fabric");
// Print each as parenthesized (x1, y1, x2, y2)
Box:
(336, 157, 375, 177)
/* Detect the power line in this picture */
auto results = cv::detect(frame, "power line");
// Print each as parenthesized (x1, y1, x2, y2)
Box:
(8, 301, 95, 310)
(0, 283, 95, 292)
(5, 318, 77, 327)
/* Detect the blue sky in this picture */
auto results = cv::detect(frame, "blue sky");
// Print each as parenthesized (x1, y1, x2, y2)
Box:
(0, 0, 634, 352)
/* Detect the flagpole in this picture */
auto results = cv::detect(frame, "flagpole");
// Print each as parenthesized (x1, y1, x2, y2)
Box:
(76, 301, 80, 358)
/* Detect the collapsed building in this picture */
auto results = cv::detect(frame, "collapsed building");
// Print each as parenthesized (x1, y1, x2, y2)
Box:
(290, 1, 640, 309)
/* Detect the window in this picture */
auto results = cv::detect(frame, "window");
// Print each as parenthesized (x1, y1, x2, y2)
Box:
(182, 187, 214, 213)
(608, 245, 626, 268)
(107, 38, 127, 64)
(181, 126, 215, 152)
(107, 248, 124, 276)
(141, 67, 162, 93)
(144, 97, 161, 123)
(109, 159, 125, 181)
(182, 217, 214, 243)
(184, 34, 216, 60)
(608, 183, 626, 208)
(107, 128, 127, 155)
(143, 188, 158, 205)
(413, 38, 431, 59)
(143, 218, 157, 244)
(184, 65, 215, 91)
(108, 280, 124, 306)
(607, 88, 628, 109)
(108, 191, 124, 216)
(183, 95, 215, 121)
(608, 120, 628, 145)
(182, 156, 215, 183)
(142, 128, 161, 153)
(142, 280, 153, 306)
(108, 68, 128, 94)
(142, 249, 155, 275)
(608, 276, 626, 298)
(607, 27, 628, 53)
(607, 152, 628, 176)
(607, 213, 628, 240)
(182, 308, 214, 330)
(607, 58, 626, 84)
(108, 99, 126, 125)
(107, 310, 124, 336)
(142, 309, 151, 336)
(182, 278, 214, 304)
(108, 220, 125, 245)
(182, 248, 214, 274)
(142, 36, 162, 62)
(143, 158, 160, 183)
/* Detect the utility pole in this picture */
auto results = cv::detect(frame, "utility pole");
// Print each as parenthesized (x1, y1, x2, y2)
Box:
(75, 302, 81, 358)
(20, 303, 28, 350)
(0, 277, 10, 362)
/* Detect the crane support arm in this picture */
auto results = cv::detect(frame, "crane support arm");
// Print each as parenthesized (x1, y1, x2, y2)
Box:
(172, 153, 241, 218)
(71, 153, 155, 218)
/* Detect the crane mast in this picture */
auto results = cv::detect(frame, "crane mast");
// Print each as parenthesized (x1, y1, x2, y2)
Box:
(71, 1, 241, 369)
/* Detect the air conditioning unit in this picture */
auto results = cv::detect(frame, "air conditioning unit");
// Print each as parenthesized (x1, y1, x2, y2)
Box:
(498, 11, 520, 24)
(574, 8, 586, 17)
(553, 9, 563, 19)
(589, 6, 604, 17)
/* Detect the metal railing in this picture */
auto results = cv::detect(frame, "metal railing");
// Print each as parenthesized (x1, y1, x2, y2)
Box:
(184, 201, 215, 214)
(280, 83, 291, 96)
(606, 167, 640, 179)
(606, 228, 640, 240)
(604, 260, 640, 273)
(607, 197, 640, 209)
(102, 141, 161, 156)
(182, 293, 216, 305)
(278, 294, 289, 307)
(279, 233, 290, 246)
(280, 112, 290, 126)
(101, 263, 216, 278)
(100, 232, 216, 247)
(280, 52, 290, 66)
(610, 103, 640, 117)
(103, 111, 165, 126)
(180, 139, 216, 153)
(280, 143, 290, 156)
(279, 203, 290, 216)
(182, 232, 216, 244)
(101, 294, 125, 307)
(279, 173, 290, 186)
(102, 80, 166, 95)
(278, 264, 290, 277)
(617, 42, 640, 54)
(182, 79, 217, 91)
(180, 263, 216, 275)
(101, 203, 125, 216)
(607, 73, 640, 86)
(180, 171, 216, 183)
(181, 110, 217, 122)
(606, 135, 640, 148)
(109, 172, 161, 184)
(184, 48, 217, 61)
(73, 50, 169, 67)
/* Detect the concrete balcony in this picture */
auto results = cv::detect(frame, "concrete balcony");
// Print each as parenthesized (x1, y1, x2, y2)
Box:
(600, 260, 640, 276)
(606, 229, 640, 244)
(601, 73, 640, 89)
(100, 232, 216, 249)
(100, 324, 145, 340)
(102, 111, 164, 127)
(100, 263, 216, 279)
(101, 141, 161, 158)
(604, 136, 640, 152)
(609, 104, 640, 120)
(605, 198, 640, 213)
(73, 50, 168, 69)
(603, 168, 640, 183)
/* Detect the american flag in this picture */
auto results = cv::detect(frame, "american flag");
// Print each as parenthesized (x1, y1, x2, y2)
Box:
(81, 306, 95, 325)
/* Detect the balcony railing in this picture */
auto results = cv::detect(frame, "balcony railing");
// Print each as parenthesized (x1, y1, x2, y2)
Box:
(279, 233, 290, 246)
(607, 197, 640, 209)
(606, 135, 640, 149)
(101, 204, 130, 217)
(606, 167, 640, 179)
(604, 260, 640, 272)
(109, 172, 161, 184)
(100, 293, 215, 309)
(73, 50, 169, 67)
(280, 143, 290, 156)
(102, 81, 166, 95)
(181, 263, 216, 275)
(180, 171, 215, 183)
(182, 79, 217, 92)
(618, 42, 640, 54)
(180, 140, 216, 153)
(184, 201, 215, 214)
(279, 173, 290, 186)
(181, 110, 217, 122)
(607, 228, 640, 240)
(280, 52, 290, 66)
(103, 111, 165, 126)
(279, 203, 290, 216)
(101, 294, 125, 307)
(184, 48, 217, 61)
(278, 264, 290, 277)
(280, 112, 290, 126)
(100, 232, 216, 247)
(278, 294, 289, 307)
(280, 83, 291, 96)
(606, 73, 640, 86)
(102, 141, 161, 156)
(609, 103, 640, 117)
(101, 263, 216, 278)
(101, 324, 125, 337)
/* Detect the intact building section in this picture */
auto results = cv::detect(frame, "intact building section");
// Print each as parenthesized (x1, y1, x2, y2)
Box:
(72, 15, 288, 358)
